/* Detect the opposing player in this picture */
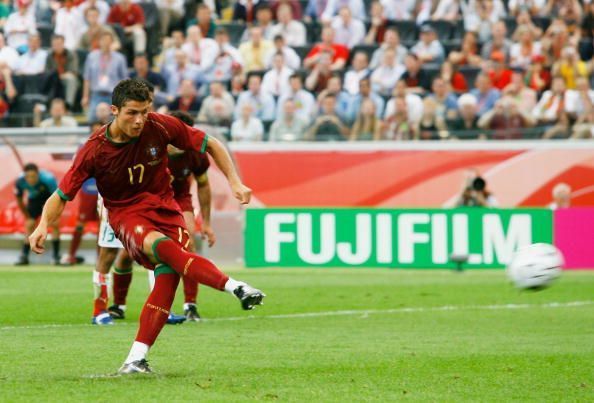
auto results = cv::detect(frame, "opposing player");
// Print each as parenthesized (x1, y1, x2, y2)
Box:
(15, 163, 61, 265)
(29, 79, 265, 374)
(109, 110, 214, 322)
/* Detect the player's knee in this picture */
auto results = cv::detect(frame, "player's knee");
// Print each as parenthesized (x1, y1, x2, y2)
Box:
(142, 231, 169, 259)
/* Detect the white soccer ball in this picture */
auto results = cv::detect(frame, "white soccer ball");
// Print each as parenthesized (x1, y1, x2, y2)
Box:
(506, 243, 564, 290)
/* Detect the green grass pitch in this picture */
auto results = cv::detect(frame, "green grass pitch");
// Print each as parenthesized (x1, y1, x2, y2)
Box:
(1, 265, 594, 401)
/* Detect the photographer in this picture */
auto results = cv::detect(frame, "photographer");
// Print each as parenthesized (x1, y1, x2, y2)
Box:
(456, 170, 498, 207)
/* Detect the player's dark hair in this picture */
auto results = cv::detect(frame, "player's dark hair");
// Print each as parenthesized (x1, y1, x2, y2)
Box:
(169, 110, 195, 126)
(112, 79, 151, 109)
(24, 163, 39, 173)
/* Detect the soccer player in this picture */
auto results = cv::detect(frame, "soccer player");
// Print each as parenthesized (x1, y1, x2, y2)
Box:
(29, 79, 265, 374)
(109, 110, 214, 322)
(15, 163, 61, 265)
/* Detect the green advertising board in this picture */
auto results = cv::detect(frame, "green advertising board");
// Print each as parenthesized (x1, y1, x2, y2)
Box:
(245, 208, 553, 268)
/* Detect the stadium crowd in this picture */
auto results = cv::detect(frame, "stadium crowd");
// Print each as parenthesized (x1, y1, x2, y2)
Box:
(0, 0, 593, 140)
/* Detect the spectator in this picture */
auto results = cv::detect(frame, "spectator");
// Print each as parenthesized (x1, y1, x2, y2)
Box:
(347, 77, 385, 122)
(230, 74, 246, 98)
(440, 61, 468, 93)
(204, 27, 244, 82)
(0, 32, 20, 71)
(316, 74, 351, 122)
(82, 31, 128, 120)
(94, 102, 112, 125)
(231, 103, 264, 141)
(235, 74, 276, 121)
(456, 170, 498, 207)
(197, 80, 235, 126)
(449, 31, 482, 67)
(411, 24, 445, 65)
(45, 35, 79, 109)
(400, 54, 432, 95)
(107, 0, 147, 55)
(532, 76, 568, 126)
(487, 51, 514, 90)
(0, 0, 10, 29)
(510, 25, 542, 69)
(304, 0, 327, 21)
(552, 46, 590, 90)
(187, 4, 217, 38)
(306, 94, 349, 140)
(242, 4, 276, 41)
(447, 94, 483, 139)
(549, 183, 571, 209)
(4, 0, 36, 52)
(370, 28, 408, 69)
(78, 6, 121, 52)
(478, 96, 535, 139)
(330, 6, 366, 49)
(463, 0, 507, 42)
(269, 3, 306, 47)
(543, 0, 583, 21)
(350, 98, 382, 140)
(233, 0, 261, 23)
(570, 107, 594, 138)
(305, 51, 334, 93)
(428, 77, 458, 120)
(14, 34, 47, 76)
(156, 0, 184, 38)
(343, 51, 370, 96)
(181, 25, 219, 72)
(0, 61, 16, 118)
(565, 77, 594, 119)
(161, 50, 201, 97)
(512, 9, 543, 39)
(77, 0, 110, 25)
(277, 73, 317, 124)
(304, 26, 349, 71)
(385, 79, 424, 123)
(320, 0, 365, 22)
(502, 67, 538, 110)
(432, 0, 460, 20)
(262, 52, 294, 98)
(383, 96, 418, 140)
(158, 30, 184, 70)
(418, 97, 447, 140)
(239, 26, 274, 73)
(524, 54, 551, 92)
(54, 0, 83, 51)
(364, 1, 388, 44)
(130, 54, 167, 97)
(269, 98, 309, 141)
(481, 21, 512, 61)
(370, 47, 405, 97)
(34, 98, 78, 129)
(161, 79, 202, 114)
(508, 0, 547, 17)
(470, 73, 501, 116)
(270, 0, 303, 20)
(265, 34, 301, 71)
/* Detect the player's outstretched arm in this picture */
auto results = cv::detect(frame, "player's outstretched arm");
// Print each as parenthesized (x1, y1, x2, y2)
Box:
(29, 192, 66, 254)
(205, 136, 252, 204)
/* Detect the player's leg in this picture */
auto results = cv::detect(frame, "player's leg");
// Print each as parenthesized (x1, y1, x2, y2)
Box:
(15, 217, 36, 265)
(143, 231, 265, 310)
(109, 249, 134, 319)
(181, 211, 200, 321)
(92, 246, 117, 325)
(64, 219, 85, 265)
(49, 219, 61, 265)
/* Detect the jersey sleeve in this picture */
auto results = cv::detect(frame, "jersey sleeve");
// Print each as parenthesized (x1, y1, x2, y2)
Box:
(156, 113, 208, 154)
(191, 152, 210, 176)
(57, 141, 96, 201)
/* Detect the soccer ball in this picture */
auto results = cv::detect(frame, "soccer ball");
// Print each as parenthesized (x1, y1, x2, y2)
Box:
(506, 243, 564, 290)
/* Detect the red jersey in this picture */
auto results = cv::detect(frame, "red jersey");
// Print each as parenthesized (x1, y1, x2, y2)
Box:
(305, 43, 349, 65)
(107, 4, 145, 27)
(168, 150, 210, 199)
(58, 112, 208, 215)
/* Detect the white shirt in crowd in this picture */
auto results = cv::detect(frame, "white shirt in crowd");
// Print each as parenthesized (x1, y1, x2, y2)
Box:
(385, 93, 424, 123)
(371, 64, 405, 96)
(321, 0, 366, 21)
(277, 89, 317, 124)
(265, 46, 301, 71)
(77, 0, 111, 25)
(330, 16, 366, 49)
(343, 68, 370, 95)
(380, 0, 416, 20)
(0, 45, 20, 70)
(231, 117, 264, 142)
(54, 7, 85, 51)
(262, 66, 294, 98)
(155, 0, 185, 14)
(181, 38, 219, 72)
(269, 21, 307, 47)
(4, 12, 37, 49)
(15, 49, 48, 75)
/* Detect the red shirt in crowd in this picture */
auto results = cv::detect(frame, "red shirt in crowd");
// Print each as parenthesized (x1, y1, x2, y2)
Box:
(107, 4, 145, 27)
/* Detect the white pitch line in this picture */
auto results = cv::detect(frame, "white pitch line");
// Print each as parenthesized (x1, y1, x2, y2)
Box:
(1, 300, 592, 331)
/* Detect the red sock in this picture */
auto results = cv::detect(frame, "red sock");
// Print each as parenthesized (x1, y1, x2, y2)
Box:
(93, 272, 108, 316)
(135, 272, 179, 346)
(183, 276, 198, 304)
(154, 239, 228, 291)
(113, 268, 133, 306)
(69, 225, 83, 261)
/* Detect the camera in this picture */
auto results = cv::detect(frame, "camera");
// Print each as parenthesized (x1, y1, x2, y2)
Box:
(471, 177, 486, 191)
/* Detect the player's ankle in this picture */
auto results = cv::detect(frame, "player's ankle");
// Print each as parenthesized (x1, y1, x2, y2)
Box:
(125, 341, 150, 364)
(224, 278, 245, 295)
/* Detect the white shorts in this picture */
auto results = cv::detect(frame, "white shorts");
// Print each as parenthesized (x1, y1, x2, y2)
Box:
(97, 194, 124, 249)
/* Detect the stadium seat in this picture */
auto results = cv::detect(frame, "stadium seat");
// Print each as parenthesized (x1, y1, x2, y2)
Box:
(349, 44, 379, 64)
(503, 17, 517, 36)
(292, 45, 313, 61)
(387, 20, 417, 47)
(76, 49, 88, 69)
(304, 21, 321, 44)
(442, 40, 461, 57)
(218, 22, 246, 46)
(11, 94, 48, 127)
(420, 64, 440, 85)
(458, 65, 481, 89)
(427, 20, 457, 41)
(37, 24, 53, 48)
(532, 16, 551, 31)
